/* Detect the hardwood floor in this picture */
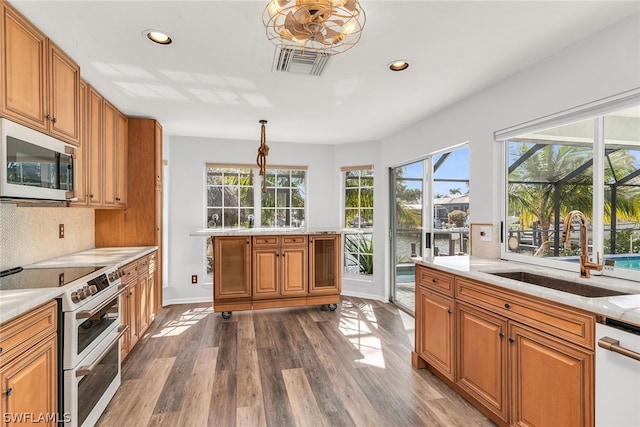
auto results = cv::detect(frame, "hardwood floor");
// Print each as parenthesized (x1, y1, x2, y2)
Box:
(97, 297, 495, 427)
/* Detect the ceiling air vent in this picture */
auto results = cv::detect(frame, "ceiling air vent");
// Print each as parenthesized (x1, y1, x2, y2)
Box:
(273, 47, 332, 76)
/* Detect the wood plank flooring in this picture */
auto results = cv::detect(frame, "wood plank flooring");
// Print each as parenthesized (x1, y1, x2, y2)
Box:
(97, 297, 495, 427)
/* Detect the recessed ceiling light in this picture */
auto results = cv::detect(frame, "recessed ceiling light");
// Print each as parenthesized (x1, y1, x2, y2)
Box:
(144, 30, 172, 45)
(389, 60, 409, 72)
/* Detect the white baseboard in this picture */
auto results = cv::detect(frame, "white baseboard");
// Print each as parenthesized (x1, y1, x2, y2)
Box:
(162, 296, 213, 306)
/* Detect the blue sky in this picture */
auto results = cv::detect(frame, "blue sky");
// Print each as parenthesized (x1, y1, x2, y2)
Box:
(400, 147, 470, 197)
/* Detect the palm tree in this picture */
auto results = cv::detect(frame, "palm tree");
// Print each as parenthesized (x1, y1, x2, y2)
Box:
(509, 142, 640, 255)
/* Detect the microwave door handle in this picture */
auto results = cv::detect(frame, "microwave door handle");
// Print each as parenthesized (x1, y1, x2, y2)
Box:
(76, 325, 128, 377)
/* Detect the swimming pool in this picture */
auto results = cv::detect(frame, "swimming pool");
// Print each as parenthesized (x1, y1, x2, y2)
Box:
(605, 255, 640, 270)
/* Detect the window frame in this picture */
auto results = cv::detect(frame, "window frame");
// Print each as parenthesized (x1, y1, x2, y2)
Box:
(497, 90, 640, 281)
(342, 166, 374, 278)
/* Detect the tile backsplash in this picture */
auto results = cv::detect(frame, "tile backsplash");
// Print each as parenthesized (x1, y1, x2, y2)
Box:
(0, 203, 94, 269)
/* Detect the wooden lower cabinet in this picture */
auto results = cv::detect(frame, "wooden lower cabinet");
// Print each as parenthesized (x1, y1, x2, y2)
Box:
(509, 323, 594, 427)
(416, 286, 455, 381)
(213, 233, 341, 316)
(456, 301, 508, 422)
(413, 266, 596, 427)
(253, 235, 308, 299)
(120, 251, 157, 361)
(0, 301, 57, 427)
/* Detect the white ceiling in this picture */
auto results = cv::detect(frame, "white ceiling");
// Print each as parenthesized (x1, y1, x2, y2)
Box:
(10, 1, 640, 144)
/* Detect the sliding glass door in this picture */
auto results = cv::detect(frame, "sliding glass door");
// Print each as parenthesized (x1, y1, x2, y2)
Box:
(390, 161, 425, 311)
(389, 145, 470, 313)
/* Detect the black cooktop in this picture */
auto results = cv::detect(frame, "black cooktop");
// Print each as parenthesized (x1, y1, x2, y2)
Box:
(0, 266, 105, 291)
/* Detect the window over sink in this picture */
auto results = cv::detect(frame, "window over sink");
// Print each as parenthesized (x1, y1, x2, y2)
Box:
(498, 94, 640, 281)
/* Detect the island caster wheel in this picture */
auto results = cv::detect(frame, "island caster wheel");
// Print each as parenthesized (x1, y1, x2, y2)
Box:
(221, 311, 232, 319)
(328, 304, 337, 311)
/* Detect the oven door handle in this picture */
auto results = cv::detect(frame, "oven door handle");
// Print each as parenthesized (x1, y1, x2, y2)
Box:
(76, 284, 127, 320)
(76, 325, 129, 377)
(598, 336, 640, 362)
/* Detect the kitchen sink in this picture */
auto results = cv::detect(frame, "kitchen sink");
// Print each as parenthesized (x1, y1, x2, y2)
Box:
(488, 271, 630, 298)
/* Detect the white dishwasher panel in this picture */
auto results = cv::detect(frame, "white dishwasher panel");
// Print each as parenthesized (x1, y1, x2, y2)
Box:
(596, 322, 640, 427)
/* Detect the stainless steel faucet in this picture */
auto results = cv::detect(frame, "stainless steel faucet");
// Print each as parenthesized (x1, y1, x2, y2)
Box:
(561, 210, 603, 278)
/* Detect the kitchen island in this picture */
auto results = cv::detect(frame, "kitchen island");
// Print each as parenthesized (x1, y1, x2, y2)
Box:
(191, 229, 341, 318)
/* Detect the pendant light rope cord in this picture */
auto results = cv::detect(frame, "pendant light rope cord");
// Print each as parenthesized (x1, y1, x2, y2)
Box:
(256, 120, 269, 193)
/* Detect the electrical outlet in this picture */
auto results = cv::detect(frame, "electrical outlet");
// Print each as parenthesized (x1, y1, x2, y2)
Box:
(191, 275, 197, 284)
(59, 224, 64, 238)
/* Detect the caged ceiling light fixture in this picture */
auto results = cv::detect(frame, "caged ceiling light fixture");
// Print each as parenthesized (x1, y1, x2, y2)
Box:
(262, 0, 366, 55)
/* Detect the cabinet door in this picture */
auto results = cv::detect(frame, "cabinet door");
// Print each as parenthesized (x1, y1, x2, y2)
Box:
(155, 121, 163, 187)
(253, 246, 279, 299)
(416, 286, 455, 380)
(509, 323, 594, 427)
(309, 234, 341, 294)
(0, 335, 57, 427)
(456, 302, 508, 422)
(136, 273, 148, 337)
(102, 100, 117, 207)
(147, 268, 156, 323)
(281, 245, 308, 296)
(214, 237, 252, 300)
(48, 41, 80, 145)
(71, 80, 88, 206)
(128, 282, 139, 350)
(0, 3, 48, 131)
(116, 112, 128, 207)
(87, 87, 103, 206)
(120, 284, 131, 361)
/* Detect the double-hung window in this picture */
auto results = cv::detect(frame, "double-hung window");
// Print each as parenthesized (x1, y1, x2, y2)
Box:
(204, 164, 307, 283)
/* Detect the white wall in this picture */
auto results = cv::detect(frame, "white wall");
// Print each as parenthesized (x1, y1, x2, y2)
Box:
(164, 13, 640, 305)
(165, 135, 337, 304)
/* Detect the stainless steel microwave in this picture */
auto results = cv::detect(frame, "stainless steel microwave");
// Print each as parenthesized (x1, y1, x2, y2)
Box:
(0, 118, 76, 201)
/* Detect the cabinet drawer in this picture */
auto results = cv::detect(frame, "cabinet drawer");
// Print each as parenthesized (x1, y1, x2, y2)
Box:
(148, 252, 157, 272)
(282, 235, 307, 245)
(0, 300, 57, 363)
(417, 265, 455, 296)
(137, 255, 150, 275)
(253, 236, 278, 246)
(455, 277, 595, 349)
(121, 261, 138, 284)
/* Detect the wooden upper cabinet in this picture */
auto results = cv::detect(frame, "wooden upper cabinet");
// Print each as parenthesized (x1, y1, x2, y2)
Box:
(72, 80, 89, 206)
(155, 121, 163, 187)
(117, 112, 128, 207)
(102, 100, 117, 207)
(87, 86, 103, 206)
(48, 41, 80, 144)
(0, 2, 79, 145)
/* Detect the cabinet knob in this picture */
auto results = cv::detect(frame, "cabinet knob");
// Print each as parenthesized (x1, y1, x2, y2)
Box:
(46, 114, 51, 121)
(90, 194, 94, 198)
(447, 309, 452, 314)
(4, 388, 12, 396)
(432, 278, 437, 283)
(504, 303, 510, 309)
(508, 337, 515, 343)
(52, 117, 57, 123)
(499, 332, 505, 339)
(0, 346, 2, 354)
